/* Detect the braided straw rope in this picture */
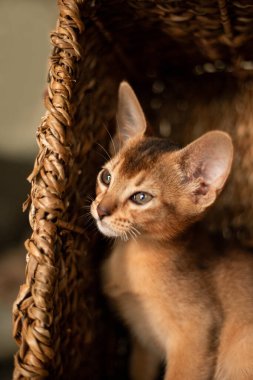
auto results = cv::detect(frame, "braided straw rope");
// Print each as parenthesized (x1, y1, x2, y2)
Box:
(13, 1, 85, 378)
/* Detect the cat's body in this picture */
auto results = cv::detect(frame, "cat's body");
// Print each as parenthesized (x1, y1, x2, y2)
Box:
(91, 82, 253, 379)
(102, 232, 253, 379)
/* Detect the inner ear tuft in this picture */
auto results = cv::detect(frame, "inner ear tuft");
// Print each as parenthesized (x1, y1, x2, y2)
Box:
(194, 181, 209, 197)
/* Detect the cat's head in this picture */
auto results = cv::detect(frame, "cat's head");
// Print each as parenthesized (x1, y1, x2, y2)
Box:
(90, 82, 233, 241)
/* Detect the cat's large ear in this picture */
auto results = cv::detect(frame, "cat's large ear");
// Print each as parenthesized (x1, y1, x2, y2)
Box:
(178, 131, 233, 211)
(116, 81, 147, 144)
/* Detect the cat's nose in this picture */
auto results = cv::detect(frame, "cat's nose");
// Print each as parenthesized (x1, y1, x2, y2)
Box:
(97, 204, 111, 220)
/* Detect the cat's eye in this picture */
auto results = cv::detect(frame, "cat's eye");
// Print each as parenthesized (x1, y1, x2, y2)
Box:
(130, 192, 153, 205)
(100, 169, 111, 186)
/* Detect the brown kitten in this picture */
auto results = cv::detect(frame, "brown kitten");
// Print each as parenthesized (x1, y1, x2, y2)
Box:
(91, 82, 253, 380)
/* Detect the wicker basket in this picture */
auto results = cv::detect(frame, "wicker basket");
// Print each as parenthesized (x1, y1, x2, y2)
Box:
(13, 1, 253, 378)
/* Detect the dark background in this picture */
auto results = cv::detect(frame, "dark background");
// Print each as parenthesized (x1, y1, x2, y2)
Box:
(0, 1, 57, 378)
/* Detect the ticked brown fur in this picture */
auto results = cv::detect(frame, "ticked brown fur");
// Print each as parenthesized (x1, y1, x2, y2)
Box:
(91, 82, 253, 380)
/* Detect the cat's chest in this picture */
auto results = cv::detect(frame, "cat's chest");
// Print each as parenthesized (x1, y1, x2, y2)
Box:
(101, 241, 177, 353)
(101, 241, 165, 299)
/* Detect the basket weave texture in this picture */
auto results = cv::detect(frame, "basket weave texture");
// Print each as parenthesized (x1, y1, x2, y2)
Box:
(13, 0, 253, 378)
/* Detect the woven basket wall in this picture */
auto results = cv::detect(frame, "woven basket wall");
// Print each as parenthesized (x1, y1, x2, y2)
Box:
(13, 0, 253, 378)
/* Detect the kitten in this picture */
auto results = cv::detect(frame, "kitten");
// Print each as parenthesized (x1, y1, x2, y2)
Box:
(90, 82, 253, 380)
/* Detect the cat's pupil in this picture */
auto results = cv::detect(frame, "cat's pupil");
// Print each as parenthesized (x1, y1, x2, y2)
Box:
(101, 169, 111, 185)
(131, 192, 152, 205)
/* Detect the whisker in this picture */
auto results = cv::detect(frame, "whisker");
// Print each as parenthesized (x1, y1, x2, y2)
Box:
(95, 150, 110, 163)
(92, 224, 99, 232)
(85, 194, 95, 202)
(131, 225, 141, 235)
(129, 227, 137, 237)
(79, 210, 93, 218)
(85, 222, 96, 230)
(129, 229, 137, 242)
(80, 205, 92, 211)
(103, 123, 116, 157)
(78, 211, 95, 228)
(96, 142, 111, 161)
(78, 215, 93, 223)
(84, 216, 94, 225)
(83, 219, 95, 229)
(129, 228, 137, 239)
(78, 212, 90, 220)
(83, 198, 95, 208)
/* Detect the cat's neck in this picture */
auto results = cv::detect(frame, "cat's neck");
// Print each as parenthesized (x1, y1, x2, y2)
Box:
(114, 226, 191, 253)
(114, 222, 223, 258)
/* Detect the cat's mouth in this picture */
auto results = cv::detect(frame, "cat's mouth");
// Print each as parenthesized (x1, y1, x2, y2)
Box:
(96, 219, 141, 241)
(91, 203, 140, 240)
(96, 220, 121, 238)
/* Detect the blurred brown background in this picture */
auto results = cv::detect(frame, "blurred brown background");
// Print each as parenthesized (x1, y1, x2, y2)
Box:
(0, 1, 57, 378)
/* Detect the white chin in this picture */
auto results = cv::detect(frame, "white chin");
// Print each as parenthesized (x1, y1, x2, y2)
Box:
(96, 220, 119, 237)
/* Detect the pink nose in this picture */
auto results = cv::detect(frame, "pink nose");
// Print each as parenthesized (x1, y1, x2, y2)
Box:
(97, 204, 111, 220)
